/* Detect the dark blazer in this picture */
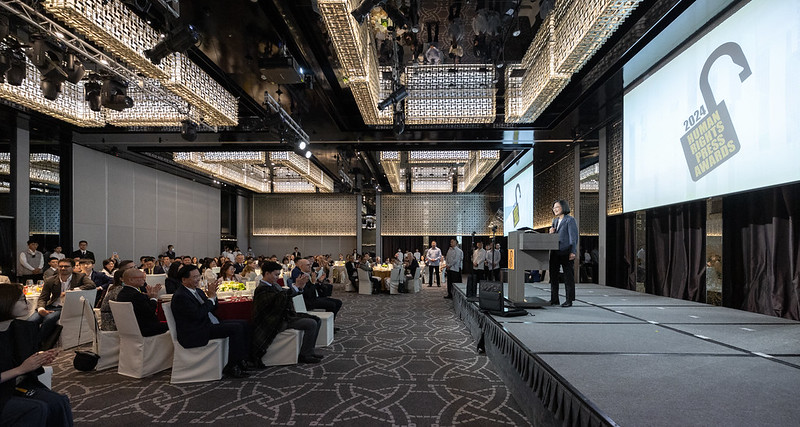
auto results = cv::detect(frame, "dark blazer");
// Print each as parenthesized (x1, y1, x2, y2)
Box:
(552, 215, 579, 255)
(70, 250, 95, 261)
(406, 258, 419, 277)
(90, 270, 113, 290)
(115, 286, 167, 337)
(233, 263, 246, 274)
(37, 273, 97, 309)
(170, 284, 218, 348)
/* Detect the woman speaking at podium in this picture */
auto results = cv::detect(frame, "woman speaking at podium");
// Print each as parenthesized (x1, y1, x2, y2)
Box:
(549, 200, 579, 307)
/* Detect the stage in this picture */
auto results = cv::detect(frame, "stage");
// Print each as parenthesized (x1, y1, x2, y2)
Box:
(453, 282, 800, 426)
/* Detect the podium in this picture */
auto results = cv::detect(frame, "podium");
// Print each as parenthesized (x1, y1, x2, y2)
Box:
(507, 231, 558, 302)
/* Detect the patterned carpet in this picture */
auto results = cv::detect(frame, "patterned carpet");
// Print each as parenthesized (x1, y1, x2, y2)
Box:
(50, 284, 530, 426)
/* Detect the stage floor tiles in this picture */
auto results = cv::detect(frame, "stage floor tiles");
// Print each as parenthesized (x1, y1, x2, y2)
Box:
(456, 282, 800, 426)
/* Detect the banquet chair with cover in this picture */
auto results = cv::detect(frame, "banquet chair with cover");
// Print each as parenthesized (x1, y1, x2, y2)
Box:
(109, 301, 173, 378)
(408, 266, 422, 293)
(79, 298, 120, 371)
(387, 265, 403, 295)
(38, 366, 53, 389)
(59, 288, 98, 349)
(162, 302, 228, 383)
(292, 295, 334, 347)
(145, 274, 167, 298)
(357, 269, 374, 295)
(261, 329, 302, 366)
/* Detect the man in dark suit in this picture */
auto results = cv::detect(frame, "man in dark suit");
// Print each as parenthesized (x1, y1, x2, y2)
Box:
(293, 259, 342, 319)
(115, 269, 167, 337)
(79, 259, 113, 291)
(170, 265, 251, 378)
(253, 261, 322, 364)
(292, 247, 302, 260)
(164, 245, 176, 260)
(233, 254, 247, 275)
(142, 257, 165, 275)
(70, 240, 95, 262)
(27, 258, 97, 348)
(549, 199, 580, 307)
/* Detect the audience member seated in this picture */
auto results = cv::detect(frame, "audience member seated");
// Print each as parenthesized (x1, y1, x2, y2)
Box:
(218, 261, 242, 283)
(358, 254, 382, 294)
(115, 269, 167, 337)
(158, 255, 172, 272)
(101, 259, 116, 279)
(165, 262, 183, 294)
(0, 283, 73, 426)
(170, 265, 251, 378)
(141, 257, 164, 275)
(43, 257, 59, 280)
(241, 263, 258, 283)
(293, 259, 342, 319)
(27, 258, 96, 349)
(99, 260, 135, 331)
(404, 252, 419, 285)
(253, 261, 322, 364)
(233, 254, 247, 275)
(79, 259, 113, 291)
(345, 254, 357, 289)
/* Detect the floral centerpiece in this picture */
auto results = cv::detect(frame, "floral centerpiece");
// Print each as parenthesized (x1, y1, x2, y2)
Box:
(218, 281, 246, 292)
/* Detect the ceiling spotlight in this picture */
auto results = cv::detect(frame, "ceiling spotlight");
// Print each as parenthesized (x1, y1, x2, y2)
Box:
(181, 119, 198, 142)
(65, 53, 85, 84)
(351, 0, 387, 24)
(299, 140, 307, 150)
(30, 38, 67, 100)
(0, 46, 26, 86)
(84, 79, 102, 111)
(144, 24, 200, 65)
(305, 150, 312, 159)
(100, 78, 134, 111)
(377, 85, 408, 110)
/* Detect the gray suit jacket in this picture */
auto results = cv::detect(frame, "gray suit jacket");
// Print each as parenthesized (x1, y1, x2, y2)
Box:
(552, 215, 579, 255)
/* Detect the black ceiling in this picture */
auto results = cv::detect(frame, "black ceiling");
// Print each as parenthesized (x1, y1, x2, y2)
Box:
(8, 0, 687, 194)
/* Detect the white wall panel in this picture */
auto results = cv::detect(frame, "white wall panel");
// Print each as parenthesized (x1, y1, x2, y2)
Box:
(72, 144, 221, 261)
(133, 170, 157, 230)
(106, 156, 135, 227)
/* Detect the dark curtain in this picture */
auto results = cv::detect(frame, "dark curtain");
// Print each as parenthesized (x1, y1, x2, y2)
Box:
(606, 213, 636, 290)
(645, 201, 706, 302)
(381, 236, 423, 260)
(723, 183, 800, 319)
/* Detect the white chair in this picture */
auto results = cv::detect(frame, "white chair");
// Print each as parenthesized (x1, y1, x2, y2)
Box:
(343, 269, 356, 292)
(387, 265, 403, 295)
(38, 366, 53, 389)
(408, 267, 422, 293)
(78, 299, 120, 371)
(261, 329, 301, 366)
(162, 302, 228, 384)
(292, 295, 334, 347)
(109, 301, 173, 378)
(357, 269, 373, 295)
(145, 274, 167, 298)
(59, 289, 98, 349)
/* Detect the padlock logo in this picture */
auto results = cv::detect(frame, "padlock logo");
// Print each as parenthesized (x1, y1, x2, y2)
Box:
(680, 42, 751, 181)
(512, 184, 521, 227)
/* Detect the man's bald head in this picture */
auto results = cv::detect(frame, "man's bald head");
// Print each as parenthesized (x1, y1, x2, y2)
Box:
(296, 258, 311, 272)
(122, 268, 146, 283)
